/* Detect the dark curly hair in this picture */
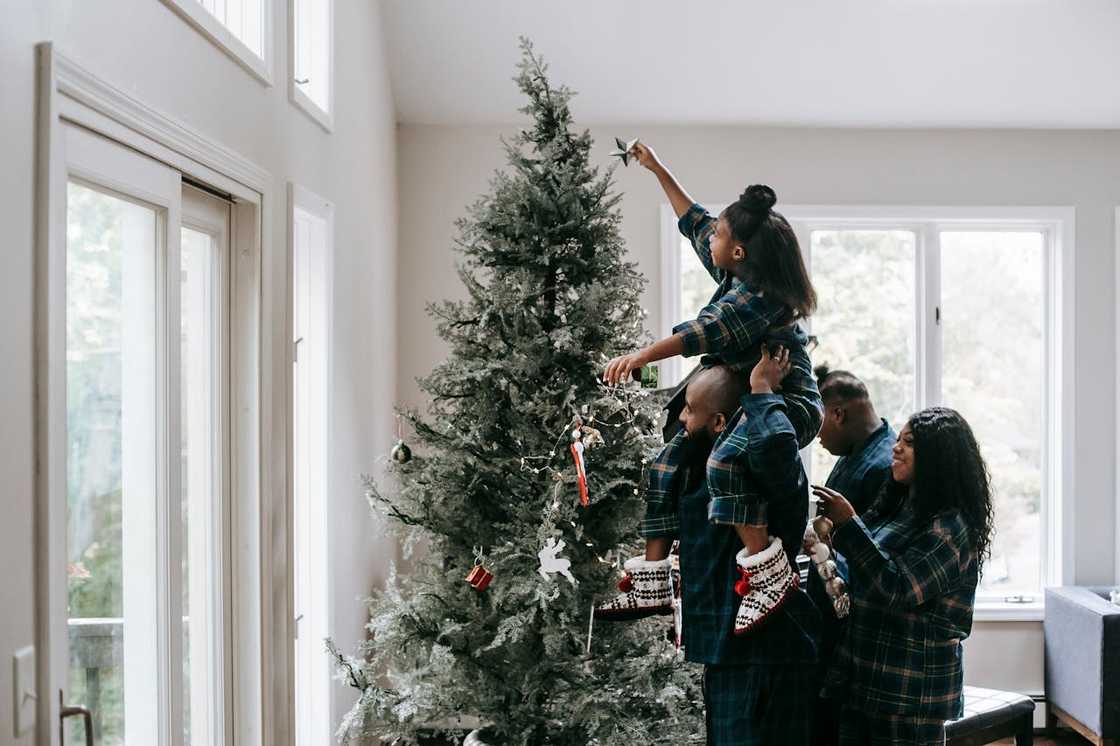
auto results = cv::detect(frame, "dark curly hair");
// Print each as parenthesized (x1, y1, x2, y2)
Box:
(720, 184, 817, 320)
(889, 407, 995, 562)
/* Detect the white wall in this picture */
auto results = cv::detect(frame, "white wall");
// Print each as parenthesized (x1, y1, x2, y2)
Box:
(397, 123, 1120, 697)
(0, 0, 397, 741)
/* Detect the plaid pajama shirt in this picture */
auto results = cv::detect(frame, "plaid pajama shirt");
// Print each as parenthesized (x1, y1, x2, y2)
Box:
(674, 394, 819, 666)
(824, 490, 978, 723)
(672, 395, 818, 745)
(639, 204, 822, 538)
(809, 420, 896, 746)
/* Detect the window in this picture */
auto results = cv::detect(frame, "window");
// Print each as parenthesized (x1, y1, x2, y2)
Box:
(41, 49, 271, 746)
(290, 0, 334, 129)
(161, 0, 272, 84)
(60, 123, 242, 745)
(662, 205, 1073, 615)
(291, 184, 334, 746)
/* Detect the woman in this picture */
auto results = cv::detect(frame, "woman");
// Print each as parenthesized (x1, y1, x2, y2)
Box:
(812, 407, 994, 745)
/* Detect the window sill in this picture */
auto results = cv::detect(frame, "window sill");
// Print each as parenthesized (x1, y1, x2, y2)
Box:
(290, 84, 333, 133)
(973, 600, 1045, 622)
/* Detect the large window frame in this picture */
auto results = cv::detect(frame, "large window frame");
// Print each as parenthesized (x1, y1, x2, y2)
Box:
(660, 203, 1075, 620)
(160, 0, 274, 85)
(37, 44, 290, 744)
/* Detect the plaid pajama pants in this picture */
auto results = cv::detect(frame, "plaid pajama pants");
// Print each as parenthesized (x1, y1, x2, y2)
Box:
(838, 706, 946, 746)
(702, 664, 814, 745)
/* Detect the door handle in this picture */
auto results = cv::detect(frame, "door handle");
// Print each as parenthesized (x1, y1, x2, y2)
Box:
(59, 690, 94, 746)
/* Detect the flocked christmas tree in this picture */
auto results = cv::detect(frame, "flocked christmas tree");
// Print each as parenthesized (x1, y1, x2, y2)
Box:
(330, 40, 704, 745)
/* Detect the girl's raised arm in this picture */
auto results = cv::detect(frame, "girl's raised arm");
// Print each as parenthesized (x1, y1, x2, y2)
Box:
(632, 143, 695, 219)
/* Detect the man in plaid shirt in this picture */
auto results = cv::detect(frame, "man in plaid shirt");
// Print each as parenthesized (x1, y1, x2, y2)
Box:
(674, 365, 820, 744)
(600, 359, 820, 743)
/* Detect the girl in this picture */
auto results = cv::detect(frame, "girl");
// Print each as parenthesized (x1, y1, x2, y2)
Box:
(598, 143, 822, 633)
(814, 407, 994, 746)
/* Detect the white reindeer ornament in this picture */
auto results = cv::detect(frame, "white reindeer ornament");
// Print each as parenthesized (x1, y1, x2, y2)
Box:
(538, 537, 578, 586)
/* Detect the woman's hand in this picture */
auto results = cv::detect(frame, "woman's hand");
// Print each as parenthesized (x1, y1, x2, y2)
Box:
(749, 345, 791, 394)
(630, 142, 664, 173)
(603, 349, 649, 386)
(812, 485, 856, 527)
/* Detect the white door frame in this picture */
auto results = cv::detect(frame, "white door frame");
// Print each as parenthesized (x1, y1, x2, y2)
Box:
(34, 43, 290, 746)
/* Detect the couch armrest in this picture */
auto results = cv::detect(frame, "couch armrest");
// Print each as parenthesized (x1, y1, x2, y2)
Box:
(1044, 587, 1120, 736)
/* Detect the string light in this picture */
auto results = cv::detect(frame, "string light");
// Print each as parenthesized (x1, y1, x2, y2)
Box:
(514, 380, 655, 479)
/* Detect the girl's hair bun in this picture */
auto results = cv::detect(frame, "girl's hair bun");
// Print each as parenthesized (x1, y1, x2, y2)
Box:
(739, 184, 777, 215)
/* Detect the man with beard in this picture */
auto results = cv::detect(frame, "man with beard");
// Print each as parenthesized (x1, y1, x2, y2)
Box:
(647, 358, 821, 744)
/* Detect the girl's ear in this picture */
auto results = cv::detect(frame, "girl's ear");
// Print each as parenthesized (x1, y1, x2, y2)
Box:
(711, 412, 728, 434)
(732, 245, 746, 262)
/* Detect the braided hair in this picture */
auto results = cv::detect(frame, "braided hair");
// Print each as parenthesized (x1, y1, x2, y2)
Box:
(720, 184, 816, 319)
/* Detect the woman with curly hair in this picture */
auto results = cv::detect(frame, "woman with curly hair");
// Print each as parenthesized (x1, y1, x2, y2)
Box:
(813, 407, 994, 746)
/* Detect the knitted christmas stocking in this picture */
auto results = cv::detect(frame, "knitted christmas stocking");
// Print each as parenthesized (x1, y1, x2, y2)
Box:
(594, 555, 674, 621)
(733, 537, 797, 634)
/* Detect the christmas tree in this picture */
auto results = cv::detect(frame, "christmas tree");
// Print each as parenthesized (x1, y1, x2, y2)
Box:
(331, 40, 703, 745)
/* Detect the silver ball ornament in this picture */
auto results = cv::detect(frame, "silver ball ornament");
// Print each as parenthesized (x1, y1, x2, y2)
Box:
(390, 439, 412, 464)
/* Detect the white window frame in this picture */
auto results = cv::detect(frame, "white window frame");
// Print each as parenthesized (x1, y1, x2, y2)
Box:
(287, 0, 334, 131)
(288, 182, 334, 746)
(36, 44, 291, 744)
(660, 203, 1075, 621)
(1116, 206, 1120, 586)
(160, 0, 274, 86)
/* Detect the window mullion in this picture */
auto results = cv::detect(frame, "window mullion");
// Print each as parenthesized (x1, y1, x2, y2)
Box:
(163, 192, 187, 746)
(918, 223, 942, 408)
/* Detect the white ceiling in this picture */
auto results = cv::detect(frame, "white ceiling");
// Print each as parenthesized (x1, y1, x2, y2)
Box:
(380, 0, 1120, 128)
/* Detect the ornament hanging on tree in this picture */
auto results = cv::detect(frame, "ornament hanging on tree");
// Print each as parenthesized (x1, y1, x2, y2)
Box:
(390, 414, 413, 464)
(537, 537, 578, 586)
(568, 415, 603, 507)
(465, 546, 494, 592)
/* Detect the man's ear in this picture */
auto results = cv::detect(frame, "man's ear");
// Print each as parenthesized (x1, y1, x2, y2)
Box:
(835, 405, 848, 425)
(712, 412, 728, 434)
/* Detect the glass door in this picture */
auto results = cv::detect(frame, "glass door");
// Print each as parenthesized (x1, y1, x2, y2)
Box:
(56, 122, 231, 746)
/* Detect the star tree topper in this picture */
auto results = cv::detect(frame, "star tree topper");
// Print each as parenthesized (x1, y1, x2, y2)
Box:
(610, 137, 640, 166)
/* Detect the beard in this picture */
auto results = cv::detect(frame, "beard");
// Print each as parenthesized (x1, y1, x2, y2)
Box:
(680, 428, 715, 490)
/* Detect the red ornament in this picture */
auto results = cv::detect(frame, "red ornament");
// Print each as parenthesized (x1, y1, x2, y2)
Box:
(570, 441, 590, 507)
(734, 567, 752, 596)
(465, 564, 494, 592)
(617, 575, 634, 593)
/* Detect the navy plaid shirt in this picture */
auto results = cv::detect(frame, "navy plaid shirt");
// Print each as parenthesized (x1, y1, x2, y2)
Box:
(674, 203, 823, 522)
(676, 394, 819, 665)
(809, 421, 896, 640)
(824, 491, 978, 720)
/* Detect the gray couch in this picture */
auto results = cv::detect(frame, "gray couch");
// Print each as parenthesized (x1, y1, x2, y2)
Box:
(1043, 586, 1120, 745)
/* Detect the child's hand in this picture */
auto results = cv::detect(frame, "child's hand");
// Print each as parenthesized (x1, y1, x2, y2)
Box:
(603, 349, 649, 386)
(630, 142, 663, 172)
(749, 345, 791, 394)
